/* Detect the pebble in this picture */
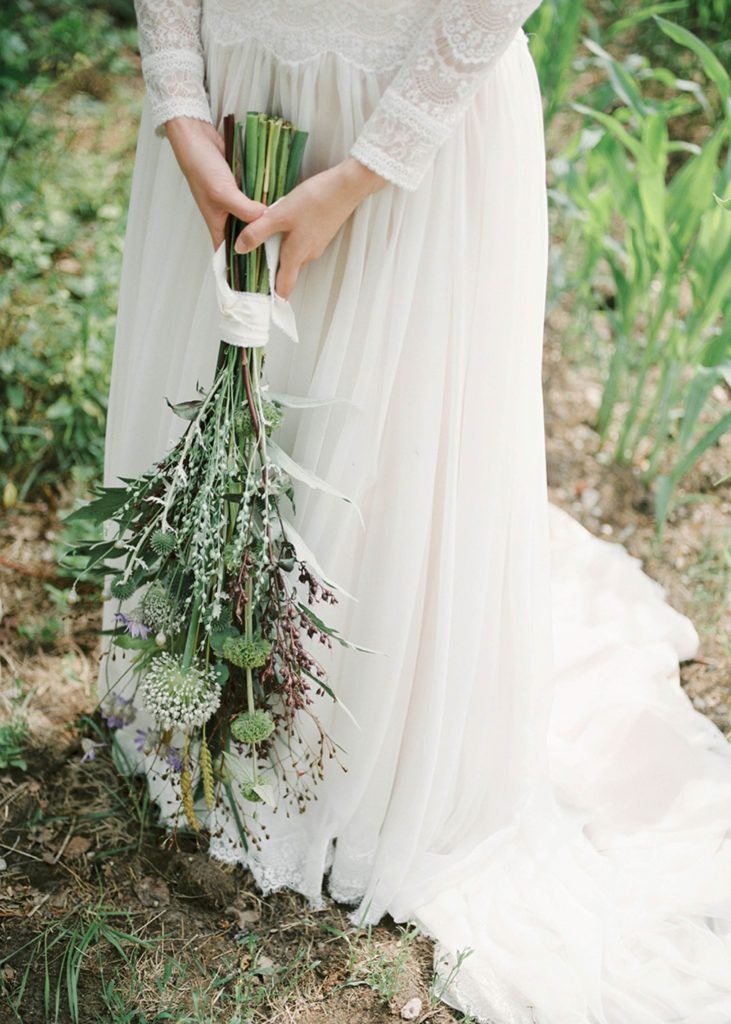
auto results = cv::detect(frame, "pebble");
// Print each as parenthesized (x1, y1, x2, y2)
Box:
(401, 996, 422, 1020)
(581, 488, 600, 510)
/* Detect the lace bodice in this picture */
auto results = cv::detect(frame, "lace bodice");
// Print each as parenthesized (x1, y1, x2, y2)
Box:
(133, 0, 543, 190)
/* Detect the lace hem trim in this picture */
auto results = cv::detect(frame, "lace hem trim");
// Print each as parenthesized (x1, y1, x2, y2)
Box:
(349, 137, 420, 192)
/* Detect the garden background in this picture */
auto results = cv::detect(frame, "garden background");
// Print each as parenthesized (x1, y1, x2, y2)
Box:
(0, 1, 730, 1020)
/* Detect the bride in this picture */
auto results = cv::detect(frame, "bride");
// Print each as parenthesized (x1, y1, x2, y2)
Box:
(99, 1, 731, 1020)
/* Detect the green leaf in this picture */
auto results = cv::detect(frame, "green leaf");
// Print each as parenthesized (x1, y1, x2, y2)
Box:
(209, 626, 240, 654)
(654, 16, 730, 116)
(667, 129, 724, 256)
(62, 487, 129, 526)
(212, 661, 229, 686)
(280, 515, 355, 600)
(572, 103, 643, 159)
(268, 439, 364, 527)
(113, 634, 155, 651)
(296, 601, 383, 655)
(165, 397, 204, 421)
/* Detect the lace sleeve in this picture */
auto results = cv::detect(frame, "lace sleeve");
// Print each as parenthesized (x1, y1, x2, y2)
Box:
(350, 0, 543, 191)
(133, 0, 214, 138)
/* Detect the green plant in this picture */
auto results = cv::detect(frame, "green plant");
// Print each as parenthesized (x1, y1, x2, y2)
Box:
(429, 944, 477, 1009)
(327, 921, 422, 1005)
(1, 902, 157, 1024)
(548, 16, 731, 535)
(0, 681, 32, 770)
(526, 0, 586, 128)
(0, 2, 138, 504)
(0, 720, 29, 771)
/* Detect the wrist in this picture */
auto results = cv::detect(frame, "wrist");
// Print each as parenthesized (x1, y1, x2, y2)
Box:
(166, 116, 220, 154)
(338, 155, 387, 199)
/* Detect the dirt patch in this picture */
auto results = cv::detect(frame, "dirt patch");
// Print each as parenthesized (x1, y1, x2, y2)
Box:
(0, 528, 458, 1023)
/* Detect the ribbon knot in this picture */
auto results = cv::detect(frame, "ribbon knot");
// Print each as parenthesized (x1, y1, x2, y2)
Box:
(212, 206, 299, 349)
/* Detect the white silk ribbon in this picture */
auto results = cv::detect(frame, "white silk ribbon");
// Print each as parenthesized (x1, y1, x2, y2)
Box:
(212, 201, 299, 349)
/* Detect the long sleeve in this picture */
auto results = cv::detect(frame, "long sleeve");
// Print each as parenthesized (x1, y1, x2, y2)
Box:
(133, 0, 214, 138)
(350, 0, 543, 191)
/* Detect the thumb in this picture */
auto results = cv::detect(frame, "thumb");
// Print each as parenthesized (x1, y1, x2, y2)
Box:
(225, 186, 267, 225)
(234, 207, 283, 254)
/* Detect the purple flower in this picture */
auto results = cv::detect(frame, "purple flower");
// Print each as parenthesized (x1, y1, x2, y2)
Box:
(100, 694, 137, 730)
(114, 611, 151, 640)
(80, 738, 104, 764)
(165, 745, 185, 773)
(131, 727, 182, 771)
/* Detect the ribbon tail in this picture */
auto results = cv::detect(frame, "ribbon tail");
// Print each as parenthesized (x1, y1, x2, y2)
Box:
(263, 229, 299, 345)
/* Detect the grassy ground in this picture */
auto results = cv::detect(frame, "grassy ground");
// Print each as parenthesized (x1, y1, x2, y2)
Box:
(2, 20, 730, 1024)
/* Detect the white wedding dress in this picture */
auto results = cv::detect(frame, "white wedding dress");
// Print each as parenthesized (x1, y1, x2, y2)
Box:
(98, 2, 731, 1020)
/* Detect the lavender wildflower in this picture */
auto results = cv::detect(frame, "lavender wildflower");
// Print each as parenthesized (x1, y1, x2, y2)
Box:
(115, 611, 151, 640)
(100, 693, 137, 730)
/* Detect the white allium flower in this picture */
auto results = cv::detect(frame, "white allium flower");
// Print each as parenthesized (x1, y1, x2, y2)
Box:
(140, 653, 220, 731)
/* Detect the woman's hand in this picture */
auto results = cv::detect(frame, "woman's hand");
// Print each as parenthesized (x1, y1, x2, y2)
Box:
(165, 116, 267, 249)
(233, 156, 387, 299)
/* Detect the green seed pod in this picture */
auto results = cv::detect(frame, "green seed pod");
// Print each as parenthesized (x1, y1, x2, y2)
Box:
(231, 708, 276, 744)
(151, 528, 176, 556)
(140, 581, 179, 635)
(222, 636, 272, 670)
(234, 400, 283, 440)
(111, 575, 139, 600)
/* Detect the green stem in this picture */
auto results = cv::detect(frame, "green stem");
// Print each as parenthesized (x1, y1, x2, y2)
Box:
(244, 574, 259, 782)
(182, 596, 202, 669)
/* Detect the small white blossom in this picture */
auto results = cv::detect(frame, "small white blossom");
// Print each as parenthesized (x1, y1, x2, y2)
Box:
(140, 653, 220, 731)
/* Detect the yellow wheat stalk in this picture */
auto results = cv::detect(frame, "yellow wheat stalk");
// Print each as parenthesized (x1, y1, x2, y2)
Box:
(200, 732, 215, 810)
(180, 735, 201, 832)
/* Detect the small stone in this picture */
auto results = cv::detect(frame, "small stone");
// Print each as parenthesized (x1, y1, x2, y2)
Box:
(253, 953, 276, 975)
(400, 996, 422, 1020)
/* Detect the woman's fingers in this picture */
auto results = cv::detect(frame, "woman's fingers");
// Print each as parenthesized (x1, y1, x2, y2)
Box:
(274, 255, 300, 300)
(234, 206, 287, 254)
(225, 188, 267, 225)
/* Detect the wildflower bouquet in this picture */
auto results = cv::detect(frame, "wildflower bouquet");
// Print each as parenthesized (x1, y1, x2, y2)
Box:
(65, 112, 368, 850)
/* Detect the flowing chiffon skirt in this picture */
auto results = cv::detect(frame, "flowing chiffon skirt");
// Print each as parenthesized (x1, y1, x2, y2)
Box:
(98, 25, 731, 1023)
